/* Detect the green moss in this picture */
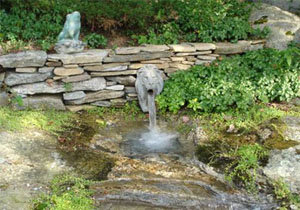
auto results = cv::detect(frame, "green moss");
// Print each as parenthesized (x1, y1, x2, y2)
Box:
(0, 107, 74, 136)
(32, 174, 94, 210)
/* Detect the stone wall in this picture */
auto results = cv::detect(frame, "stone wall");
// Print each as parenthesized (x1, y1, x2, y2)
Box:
(0, 40, 265, 111)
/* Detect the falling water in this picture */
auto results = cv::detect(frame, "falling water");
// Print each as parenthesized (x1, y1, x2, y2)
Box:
(148, 91, 156, 129)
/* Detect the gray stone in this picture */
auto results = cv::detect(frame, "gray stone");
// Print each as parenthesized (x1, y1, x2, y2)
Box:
(195, 60, 211, 65)
(105, 85, 124, 91)
(126, 96, 138, 101)
(175, 51, 212, 56)
(62, 73, 91, 83)
(64, 64, 79, 69)
(291, 97, 300, 106)
(84, 63, 129, 72)
(263, 145, 300, 193)
(249, 3, 300, 50)
(5, 71, 52, 86)
(170, 57, 186, 62)
(189, 43, 216, 51)
(0, 51, 47, 68)
(282, 116, 300, 142)
(141, 60, 166, 64)
(168, 44, 196, 52)
(169, 63, 191, 70)
(103, 52, 171, 63)
(0, 91, 9, 106)
(39, 67, 54, 73)
(106, 81, 117, 86)
(21, 95, 65, 110)
(135, 64, 163, 112)
(11, 77, 106, 95)
(107, 76, 136, 86)
(115, 47, 142, 55)
(46, 61, 62, 67)
(0, 72, 5, 87)
(248, 44, 265, 51)
(111, 98, 127, 107)
(91, 70, 137, 77)
(48, 50, 109, 64)
(91, 101, 112, 107)
(125, 86, 137, 94)
(15, 67, 37, 73)
(197, 55, 217, 61)
(66, 105, 94, 112)
(66, 90, 125, 105)
(140, 44, 170, 52)
(252, 0, 300, 15)
(55, 11, 85, 54)
(214, 41, 251, 54)
(63, 91, 86, 100)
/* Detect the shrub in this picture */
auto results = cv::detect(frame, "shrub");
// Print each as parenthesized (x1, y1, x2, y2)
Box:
(84, 33, 107, 49)
(157, 47, 300, 113)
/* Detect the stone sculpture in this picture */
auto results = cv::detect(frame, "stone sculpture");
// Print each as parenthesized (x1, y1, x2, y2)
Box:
(54, 11, 85, 54)
(135, 64, 163, 112)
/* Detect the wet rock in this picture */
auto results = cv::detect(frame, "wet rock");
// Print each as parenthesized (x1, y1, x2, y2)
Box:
(263, 145, 300, 193)
(0, 51, 47, 68)
(21, 95, 66, 110)
(11, 77, 106, 95)
(5, 71, 52, 86)
(249, 3, 300, 50)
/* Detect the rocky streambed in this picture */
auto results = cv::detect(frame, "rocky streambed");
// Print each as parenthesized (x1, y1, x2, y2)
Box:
(0, 112, 300, 209)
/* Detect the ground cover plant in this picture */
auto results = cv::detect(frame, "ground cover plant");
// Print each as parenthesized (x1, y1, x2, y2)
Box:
(0, 0, 268, 52)
(157, 47, 300, 113)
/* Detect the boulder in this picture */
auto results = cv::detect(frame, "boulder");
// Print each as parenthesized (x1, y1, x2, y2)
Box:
(66, 90, 125, 105)
(249, 3, 300, 50)
(5, 71, 52, 86)
(0, 51, 47, 68)
(251, 0, 300, 15)
(11, 77, 106, 95)
(48, 50, 109, 64)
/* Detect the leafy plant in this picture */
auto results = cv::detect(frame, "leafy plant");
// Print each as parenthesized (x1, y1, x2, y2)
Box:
(84, 33, 107, 49)
(157, 47, 300, 113)
(272, 179, 300, 210)
(225, 143, 268, 192)
(63, 83, 73, 92)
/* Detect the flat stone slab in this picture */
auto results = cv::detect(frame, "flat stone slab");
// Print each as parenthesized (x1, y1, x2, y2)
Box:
(21, 95, 65, 110)
(62, 74, 91, 83)
(0, 91, 9, 106)
(168, 44, 196, 52)
(214, 41, 251, 54)
(54, 67, 84, 76)
(11, 77, 106, 95)
(106, 76, 136, 86)
(91, 70, 137, 77)
(115, 47, 142, 55)
(48, 50, 109, 64)
(105, 85, 124, 91)
(16, 67, 37, 73)
(63, 91, 86, 100)
(5, 71, 52, 86)
(189, 43, 216, 51)
(39, 67, 54, 73)
(84, 63, 129, 72)
(66, 90, 125, 105)
(0, 51, 47, 68)
(91, 101, 112, 107)
(103, 52, 171, 63)
(141, 44, 170, 52)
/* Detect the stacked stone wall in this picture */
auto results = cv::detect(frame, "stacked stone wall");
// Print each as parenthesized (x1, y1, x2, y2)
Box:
(0, 40, 265, 111)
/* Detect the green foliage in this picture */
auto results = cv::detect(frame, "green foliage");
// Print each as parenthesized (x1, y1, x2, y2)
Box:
(272, 179, 300, 210)
(84, 33, 107, 49)
(225, 143, 268, 192)
(0, 107, 74, 136)
(33, 174, 94, 210)
(157, 47, 300, 113)
(63, 83, 73, 92)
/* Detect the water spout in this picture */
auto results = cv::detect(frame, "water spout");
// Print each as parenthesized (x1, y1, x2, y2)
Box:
(147, 90, 156, 129)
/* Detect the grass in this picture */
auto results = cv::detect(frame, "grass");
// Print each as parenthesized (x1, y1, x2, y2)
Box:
(32, 174, 94, 210)
(0, 107, 74, 136)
